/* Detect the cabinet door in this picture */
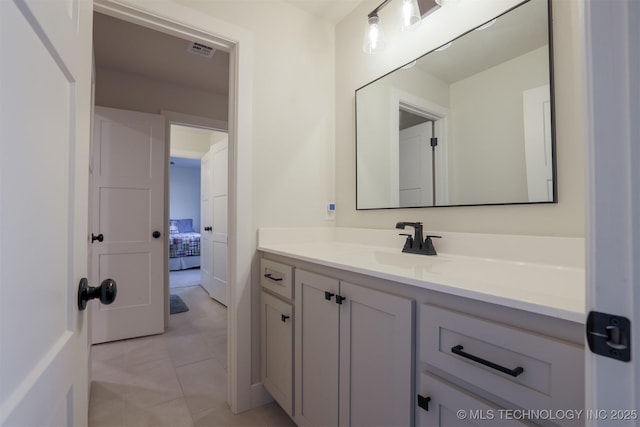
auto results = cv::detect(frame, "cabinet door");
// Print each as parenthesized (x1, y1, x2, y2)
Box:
(295, 270, 340, 427)
(261, 291, 293, 417)
(339, 282, 414, 427)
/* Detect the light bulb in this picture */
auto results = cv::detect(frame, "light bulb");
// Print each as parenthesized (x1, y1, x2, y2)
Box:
(401, 0, 421, 32)
(362, 15, 386, 54)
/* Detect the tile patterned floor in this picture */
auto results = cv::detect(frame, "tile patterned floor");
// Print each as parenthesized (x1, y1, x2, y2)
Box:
(89, 285, 296, 427)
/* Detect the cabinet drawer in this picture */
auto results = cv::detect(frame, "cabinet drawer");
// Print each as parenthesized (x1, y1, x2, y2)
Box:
(419, 305, 584, 419)
(261, 258, 293, 299)
(418, 373, 531, 427)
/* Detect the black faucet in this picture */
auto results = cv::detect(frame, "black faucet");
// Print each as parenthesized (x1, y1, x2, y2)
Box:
(396, 222, 441, 255)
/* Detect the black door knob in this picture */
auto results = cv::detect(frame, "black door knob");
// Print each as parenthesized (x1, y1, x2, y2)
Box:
(152, 230, 161, 238)
(91, 233, 104, 243)
(77, 278, 117, 311)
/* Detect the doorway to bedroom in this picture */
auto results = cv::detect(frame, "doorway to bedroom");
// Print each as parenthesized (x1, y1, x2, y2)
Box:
(169, 124, 229, 308)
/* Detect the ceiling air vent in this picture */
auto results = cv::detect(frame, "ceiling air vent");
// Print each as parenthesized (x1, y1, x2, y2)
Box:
(186, 42, 215, 58)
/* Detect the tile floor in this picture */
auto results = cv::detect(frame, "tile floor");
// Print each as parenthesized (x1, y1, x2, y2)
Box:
(89, 285, 296, 427)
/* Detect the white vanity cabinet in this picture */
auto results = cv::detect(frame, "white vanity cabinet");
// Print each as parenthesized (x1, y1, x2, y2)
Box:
(294, 269, 414, 427)
(260, 259, 295, 418)
(417, 305, 584, 427)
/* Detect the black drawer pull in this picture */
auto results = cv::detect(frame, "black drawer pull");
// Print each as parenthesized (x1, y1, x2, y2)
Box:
(264, 273, 283, 282)
(324, 291, 335, 301)
(281, 314, 290, 322)
(451, 345, 524, 377)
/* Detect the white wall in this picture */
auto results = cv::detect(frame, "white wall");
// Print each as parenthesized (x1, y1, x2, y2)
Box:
(170, 125, 216, 158)
(95, 67, 228, 121)
(172, 0, 336, 386)
(169, 165, 201, 231)
(448, 46, 549, 205)
(336, 0, 586, 237)
(174, 0, 336, 229)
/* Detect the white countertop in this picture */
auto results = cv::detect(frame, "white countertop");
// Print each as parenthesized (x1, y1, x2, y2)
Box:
(257, 227, 586, 323)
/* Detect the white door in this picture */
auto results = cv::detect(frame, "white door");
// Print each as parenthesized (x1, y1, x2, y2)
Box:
(523, 84, 553, 202)
(210, 138, 229, 306)
(200, 149, 214, 296)
(399, 122, 434, 207)
(0, 0, 92, 425)
(91, 106, 165, 343)
(583, 0, 639, 420)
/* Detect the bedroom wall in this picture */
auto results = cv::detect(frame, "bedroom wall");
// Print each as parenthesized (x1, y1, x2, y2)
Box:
(169, 164, 201, 231)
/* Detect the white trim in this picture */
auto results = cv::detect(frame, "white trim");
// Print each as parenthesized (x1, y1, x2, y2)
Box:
(390, 89, 450, 206)
(93, 0, 255, 413)
(161, 109, 228, 131)
(583, 0, 639, 421)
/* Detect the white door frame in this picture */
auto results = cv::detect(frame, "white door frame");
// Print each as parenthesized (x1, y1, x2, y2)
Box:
(583, 0, 639, 421)
(93, 0, 255, 413)
(163, 112, 227, 325)
(390, 89, 449, 206)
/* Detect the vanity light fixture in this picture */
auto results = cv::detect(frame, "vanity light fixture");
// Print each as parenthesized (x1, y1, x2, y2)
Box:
(363, 0, 425, 53)
(363, 13, 386, 54)
(401, 0, 422, 32)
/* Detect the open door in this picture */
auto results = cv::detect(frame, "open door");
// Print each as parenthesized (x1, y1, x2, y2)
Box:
(211, 138, 229, 306)
(584, 0, 639, 416)
(91, 106, 165, 343)
(200, 149, 214, 296)
(0, 0, 93, 424)
(200, 136, 229, 306)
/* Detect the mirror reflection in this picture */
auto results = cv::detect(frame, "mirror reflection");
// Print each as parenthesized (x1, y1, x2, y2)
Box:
(356, 0, 555, 209)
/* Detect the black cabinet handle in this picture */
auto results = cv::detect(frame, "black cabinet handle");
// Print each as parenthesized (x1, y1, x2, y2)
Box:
(335, 295, 346, 305)
(324, 291, 335, 301)
(417, 395, 431, 412)
(451, 345, 524, 377)
(264, 273, 283, 282)
(91, 233, 103, 243)
(78, 278, 117, 311)
(281, 314, 290, 322)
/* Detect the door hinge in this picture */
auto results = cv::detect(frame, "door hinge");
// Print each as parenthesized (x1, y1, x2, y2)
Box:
(430, 137, 438, 147)
(586, 311, 631, 362)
